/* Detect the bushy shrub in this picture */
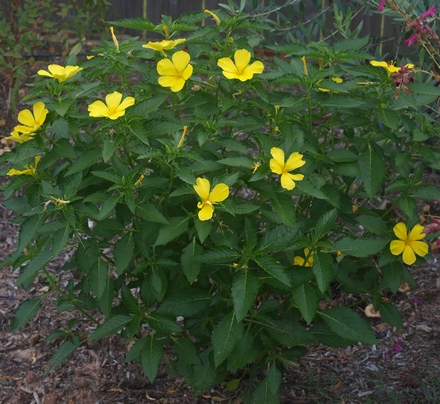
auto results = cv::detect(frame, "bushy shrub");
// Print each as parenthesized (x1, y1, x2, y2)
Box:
(1, 5, 440, 401)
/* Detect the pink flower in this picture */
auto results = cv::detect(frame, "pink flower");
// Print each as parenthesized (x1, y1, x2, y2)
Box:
(378, 0, 387, 12)
(421, 6, 436, 19)
(404, 33, 419, 47)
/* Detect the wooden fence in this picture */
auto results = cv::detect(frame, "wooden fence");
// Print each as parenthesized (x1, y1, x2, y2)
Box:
(105, 0, 394, 41)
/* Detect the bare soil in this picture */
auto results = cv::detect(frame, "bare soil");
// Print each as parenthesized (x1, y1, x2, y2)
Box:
(1, 59, 440, 404)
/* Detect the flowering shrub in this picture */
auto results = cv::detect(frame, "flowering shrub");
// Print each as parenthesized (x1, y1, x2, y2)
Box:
(1, 7, 440, 401)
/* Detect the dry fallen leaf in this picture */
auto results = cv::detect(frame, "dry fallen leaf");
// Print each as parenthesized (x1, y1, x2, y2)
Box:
(364, 304, 381, 318)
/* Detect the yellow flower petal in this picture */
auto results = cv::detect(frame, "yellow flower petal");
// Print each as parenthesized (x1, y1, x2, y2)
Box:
(88, 100, 109, 117)
(209, 183, 229, 203)
(157, 51, 192, 92)
(402, 245, 416, 265)
(408, 224, 426, 241)
(234, 49, 251, 73)
(393, 222, 408, 241)
(410, 240, 429, 257)
(294, 256, 305, 266)
(198, 203, 214, 221)
(280, 174, 296, 190)
(390, 240, 405, 256)
(285, 152, 306, 171)
(194, 177, 211, 201)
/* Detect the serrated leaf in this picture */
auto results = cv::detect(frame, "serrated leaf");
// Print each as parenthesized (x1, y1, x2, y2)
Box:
(335, 237, 388, 257)
(197, 246, 240, 264)
(147, 312, 181, 333)
(378, 108, 399, 129)
(157, 289, 211, 317)
(379, 302, 402, 328)
(16, 250, 53, 288)
(154, 216, 189, 246)
(141, 336, 163, 383)
(136, 202, 168, 224)
(102, 135, 121, 162)
(271, 193, 296, 226)
(45, 341, 80, 374)
(195, 218, 211, 244)
(318, 306, 377, 344)
(88, 259, 108, 299)
(359, 144, 386, 199)
(173, 337, 201, 365)
(110, 17, 156, 31)
(231, 270, 260, 322)
(10, 298, 43, 333)
(326, 148, 359, 163)
(51, 225, 72, 257)
(96, 194, 121, 220)
(311, 208, 338, 243)
(382, 261, 404, 293)
(217, 156, 254, 168)
(312, 252, 334, 293)
(65, 149, 102, 176)
(253, 255, 290, 286)
(212, 312, 243, 367)
(267, 365, 282, 395)
(17, 215, 45, 252)
(181, 239, 202, 284)
(292, 283, 319, 324)
(90, 315, 132, 343)
(397, 196, 416, 219)
(114, 234, 134, 275)
(356, 215, 390, 236)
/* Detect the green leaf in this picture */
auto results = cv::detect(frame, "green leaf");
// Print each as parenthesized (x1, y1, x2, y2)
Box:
(110, 17, 156, 31)
(51, 119, 69, 139)
(114, 234, 134, 275)
(173, 337, 201, 365)
(359, 144, 385, 199)
(378, 108, 399, 129)
(157, 289, 212, 317)
(10, 298, 43, 333)
(53, 99, 74, 117)
(16, 250, 53, 288)
(253, 255, 290, 287)
(271, 193, 296, 226)
(217, 156, 254, 168)
(96, 194, 121, 220)
(154, 216, 189, 246)
(311, 208, 338, 243)
(379, 302, 402, 328)
(326, 148, 359, 163)
(136, 202, 168, 224)
(17, 215, 44, 251)
(45, 341, 80, 374)
(397, 196, 416, 219)
(251, 378, 281, 404)
(102, 135, 122, 163)
(197, 246, 240, 264)
(181, 238, 203, 284)
(195, 218, 211, 244)
(147, 312, 181, 333)
(212, 312, 243, 367)
(267, 365, 282, 395)
(318, 307, 377, 344)
(51, 225, 72, 257)
(292, 283, 320, 325)
(88, 259, 109, 299)
(312, 252, 334, 293)
(382, 261, 404, 293)
(244, 217, 258, 250)
(141, 336, 163, 383)
(413, 184, 440, 200)
(335, 237, 388, 257)
(231, 270, 260, 322)
(65, 149, 102, 176)
(90, 315, 132, 343)
(409, 82, 440, 96)
(355, 215, 390, 236)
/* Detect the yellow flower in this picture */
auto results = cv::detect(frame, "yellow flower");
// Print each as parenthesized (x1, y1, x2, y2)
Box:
(318, 77, 343, 92)
(7, 155, 41, 177)
(370, 60, 414, 76)
(217, 49, 264, 82)
(109, 26, 119, 50)
(13, 102, 48, 135)
(88, 91, 135, 120)
(157, 50, 193, 92)
(193, 178, 229, 221)
(142, 39, 186, 53)
(269, 147, 305, 190)
(177, 126, 188, 148)
(6, 129, 35, 143)
(204, 9, 221, 25)
(37, 64, 83, 82)
(294, 248, 314, 267)
(301, 56, 308, 76)
(390, 223, 429, 265)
